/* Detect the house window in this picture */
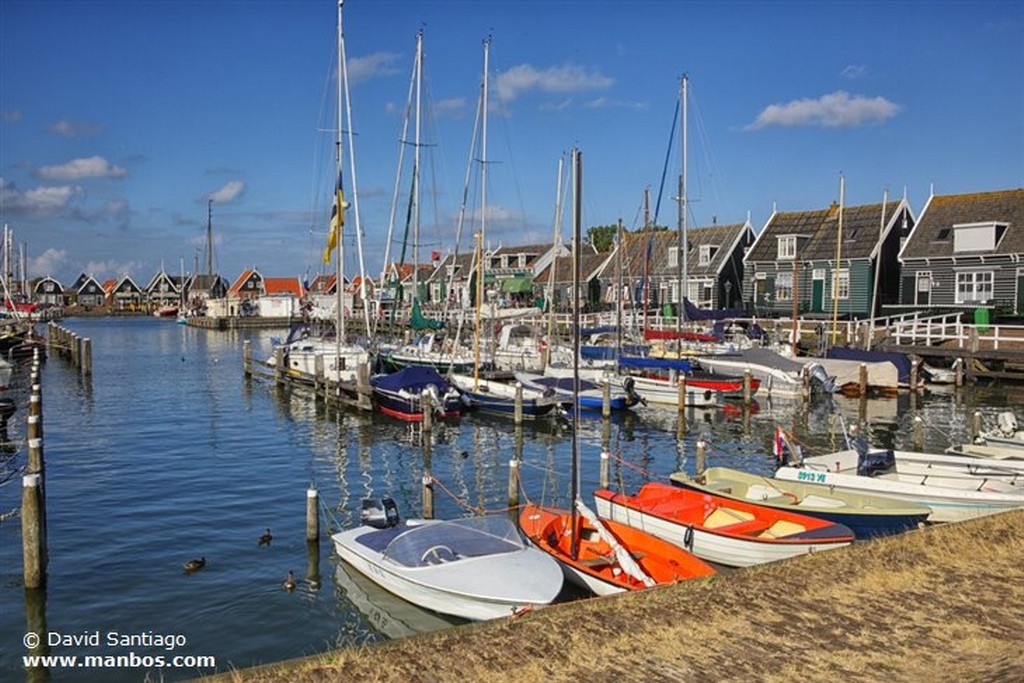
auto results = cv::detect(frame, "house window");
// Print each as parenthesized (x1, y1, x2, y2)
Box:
(777, 235, 796, 260)
(697, 280, 714, 307)
(668, 247, 679, 268)
(775, 272, 793, 301)
(833, 269, 850, 300)
(956, 271, 994, 303)
(953, 222, 1006, 253)
(698, 245, 717, 266)
(518, 254, 527, 268)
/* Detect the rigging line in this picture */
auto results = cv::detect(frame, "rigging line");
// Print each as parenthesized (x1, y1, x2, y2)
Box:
(653, 98, 680, 226)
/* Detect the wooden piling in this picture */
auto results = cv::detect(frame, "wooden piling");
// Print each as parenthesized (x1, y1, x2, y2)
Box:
(81, 337, 92, 377)
(909, 360, 919, 392)
(305, 539, 321, 591)
(602, 381, 611, 419)
(242, 340, 252, 378)
(71, 333, 80, 367)
(913, 416, 924, 451)
(422, 474, 434, 520)
(742, 370, 753, 405)
(676, 377, 687, 435)
(695, 440, 707, 478)
(421, 389, 433, 432)
(599, 451, 610, 489)
(972, 411, 983, 440)
(954, 358, 964, 388)
(22, 474, 46, 588)
(507, 459, 520, 519)
(313, 354, 325, 402)
(274, 347, 286, 385)
(858, 363, 868, 395)
(514, 382, 524, 425)
(356, 362, 373, 411)
(305, 488, 320, 541)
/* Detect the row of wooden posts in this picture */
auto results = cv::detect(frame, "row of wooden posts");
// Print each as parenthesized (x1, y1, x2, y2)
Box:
(46, 323, 93, 377)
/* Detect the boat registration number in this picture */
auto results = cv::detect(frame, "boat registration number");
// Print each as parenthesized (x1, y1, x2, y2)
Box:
(796, 471, 827, 484)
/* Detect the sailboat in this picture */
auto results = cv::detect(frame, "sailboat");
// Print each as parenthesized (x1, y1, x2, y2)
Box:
(274, 0, 370, 388)
(446, 40, 561, 419)
(519, 148, 716, 595)
(378, 30, 479, 377)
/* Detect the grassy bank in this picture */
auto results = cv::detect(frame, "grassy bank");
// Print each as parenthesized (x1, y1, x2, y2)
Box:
(209, 510, 1024, 683)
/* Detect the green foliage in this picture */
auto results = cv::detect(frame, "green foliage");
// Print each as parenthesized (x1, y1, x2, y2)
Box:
(586, 225, 618, 253)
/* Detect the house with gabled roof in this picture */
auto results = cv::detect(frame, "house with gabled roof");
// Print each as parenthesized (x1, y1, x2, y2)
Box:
(534, 246, 615, 312)
(32, 276, 65, 306)
(110, 274, 144, 311)
(897, 188, 1024, 315)
(145, 270, 186, 311)
(423, 250, 479, 309)
(744, 197, 914, 318)
(609, 219, 754, 316)
(73, 274, 105, 308)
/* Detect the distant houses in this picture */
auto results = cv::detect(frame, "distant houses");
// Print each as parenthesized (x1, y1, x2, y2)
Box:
(20, 185, 1023, 324)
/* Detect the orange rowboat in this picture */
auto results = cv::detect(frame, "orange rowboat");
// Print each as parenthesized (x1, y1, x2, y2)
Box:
(520, 502, 715, 596)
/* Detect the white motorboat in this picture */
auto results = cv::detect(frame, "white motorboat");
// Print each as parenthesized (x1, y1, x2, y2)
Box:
(695, 348, 836, 398)
(332, 499, 563, 621)
(775, 445, 1024, 523)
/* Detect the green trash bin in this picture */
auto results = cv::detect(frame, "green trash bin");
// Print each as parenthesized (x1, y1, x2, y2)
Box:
(974, 307, 990, 334)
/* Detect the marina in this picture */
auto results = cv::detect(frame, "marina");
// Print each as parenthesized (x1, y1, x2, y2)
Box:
(1, 316, 1023, 681)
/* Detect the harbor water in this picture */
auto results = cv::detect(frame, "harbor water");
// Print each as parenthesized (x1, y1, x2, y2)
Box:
(0, 317, 1018, 681)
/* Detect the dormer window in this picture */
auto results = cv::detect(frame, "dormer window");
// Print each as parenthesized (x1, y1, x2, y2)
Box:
(953, 222, 1007, 253)
(518, 254, 527, 267)
(699, 245, 717, 266)
(668, 247, 679, 268)
(777, 235, 797, 260)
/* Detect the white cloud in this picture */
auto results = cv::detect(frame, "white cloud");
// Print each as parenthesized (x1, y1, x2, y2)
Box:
(0, 178, 82, 215)
(347, 52, 402, 85)
(49, 118, 104, 137)
(84, 260, 143, 280)
(492, 63, 613, 103)
(745, 91, 900, 130)
(841, 64, 867, 80)
(207, 180, 245, 203)
(29, 248, 68, 278)
(2, 109, 22, 123)
(435, 98, 467, 119)
(37, 155, 126, 180)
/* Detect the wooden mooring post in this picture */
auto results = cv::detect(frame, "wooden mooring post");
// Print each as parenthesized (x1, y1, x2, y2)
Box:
(421, 474, 435, 520)
(913, 416, 924, 451)
(242, 340, 252, 378)
(972, 411, 983, 440)
(22, 474, 46, 588)
(676, 377, 687, 436)
(742, 370, 753, 406)
(507, 458, 520, 522)
(599, 450, 610, 489)
(695, 439, 707, 478)
(80, 337, 92, 377)
(514, 382, 524, 425)
(306, 488, 320, 541)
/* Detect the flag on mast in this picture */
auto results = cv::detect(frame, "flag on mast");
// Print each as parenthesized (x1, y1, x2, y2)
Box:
(323, 171, 347, 264)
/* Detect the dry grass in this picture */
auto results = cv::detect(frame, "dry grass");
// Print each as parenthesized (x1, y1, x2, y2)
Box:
(206, 510, 1024, 683)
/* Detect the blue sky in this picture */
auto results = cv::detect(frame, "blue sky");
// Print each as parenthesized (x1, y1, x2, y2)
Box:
(2, 0, 1022, 287)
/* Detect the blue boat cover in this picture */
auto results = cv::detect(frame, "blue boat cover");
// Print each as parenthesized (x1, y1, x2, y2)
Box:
(824, 347, 911, 384)
(683, 297, 746, 321)
(617, 356, 692, 372)
(372, 366, 450, 392)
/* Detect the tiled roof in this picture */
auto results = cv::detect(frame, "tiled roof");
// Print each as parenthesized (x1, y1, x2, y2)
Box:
(900, 188, 1024, 259)
(263, 277, 304, 297)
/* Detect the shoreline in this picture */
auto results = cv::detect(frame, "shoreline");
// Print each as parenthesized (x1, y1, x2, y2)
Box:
(201, 509, 1024, 683)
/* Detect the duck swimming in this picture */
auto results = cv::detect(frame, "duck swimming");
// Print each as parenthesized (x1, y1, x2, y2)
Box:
(183, 557, 206, 573)
(258, 528, 272, 546)
(283, 571, 297, 592)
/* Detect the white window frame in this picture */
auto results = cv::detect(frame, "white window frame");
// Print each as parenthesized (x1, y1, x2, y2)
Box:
(668, 247, 679, 268)
(698, 245, 714, 266)
(956, 271, 994, 304)
(777, 235, 797, 260)
(775, 272, 793, 301)
(833, 268, 850, 300)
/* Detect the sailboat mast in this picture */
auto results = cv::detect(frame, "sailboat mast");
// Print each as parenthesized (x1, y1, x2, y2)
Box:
(867, 190, 888, 351)
(205, 200, 214, 277)
(474, 231, 483, 389)
(335, 0, 346, 344)
(570, 146, 582, 561)
(831, 174, 845, 346)
(480, 36, 490, 292)
(411, 28, 423, 316)
(676, 73, 688, 338)
(543, 154, 564, 369)
(615, 218, 623, 360)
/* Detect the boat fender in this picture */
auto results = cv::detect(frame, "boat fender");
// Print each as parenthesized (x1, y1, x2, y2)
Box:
(704, 390, 713, 402)
(623, 376, 635, 394)
(683, 525, 694, 550)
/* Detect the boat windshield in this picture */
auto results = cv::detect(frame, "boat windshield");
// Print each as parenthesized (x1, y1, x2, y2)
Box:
(383, 516, 525, 568)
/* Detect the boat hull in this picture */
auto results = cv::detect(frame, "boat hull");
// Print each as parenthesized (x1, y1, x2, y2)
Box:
(593, 483, 853, 568)
(670, 468, 931, 538)
(331, 519, 563, 621)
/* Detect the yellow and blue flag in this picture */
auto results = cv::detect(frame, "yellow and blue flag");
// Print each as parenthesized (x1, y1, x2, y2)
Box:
(323, 172, 347, 264)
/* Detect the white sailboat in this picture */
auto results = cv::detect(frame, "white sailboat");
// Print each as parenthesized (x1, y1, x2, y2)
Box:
(273, 0, 369, 385)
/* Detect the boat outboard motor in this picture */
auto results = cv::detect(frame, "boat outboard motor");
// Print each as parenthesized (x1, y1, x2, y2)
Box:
(805, 362, 837, 394)
(853, 437, 896, 477)
(995, 412, 1018, 437)
(361, 498, 400, 529)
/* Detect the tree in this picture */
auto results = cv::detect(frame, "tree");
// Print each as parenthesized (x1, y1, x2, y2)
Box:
(586, 225, 618, 253)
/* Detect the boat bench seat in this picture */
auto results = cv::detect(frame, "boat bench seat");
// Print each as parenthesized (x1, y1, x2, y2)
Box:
(705, 519, 771, 536)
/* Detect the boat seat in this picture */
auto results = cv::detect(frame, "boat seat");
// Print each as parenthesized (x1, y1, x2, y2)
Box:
(706, 519, 771, 536)
(703, 507, 755, 528)
(758, 519, 807, 538)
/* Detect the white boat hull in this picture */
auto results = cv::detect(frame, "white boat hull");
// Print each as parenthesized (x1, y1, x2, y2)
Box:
(593, 495, 849, 568)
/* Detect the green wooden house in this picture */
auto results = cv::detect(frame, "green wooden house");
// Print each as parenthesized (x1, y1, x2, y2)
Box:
(744, 197, 914, 319)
